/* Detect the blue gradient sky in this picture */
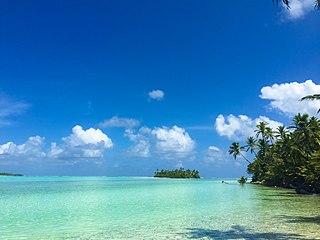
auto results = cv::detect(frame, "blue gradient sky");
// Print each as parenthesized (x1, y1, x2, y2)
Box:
(0, 0, 319, 176)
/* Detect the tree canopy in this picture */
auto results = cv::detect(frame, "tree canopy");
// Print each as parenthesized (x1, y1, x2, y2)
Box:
(154, 168, 200, 179)
(229, 114, 320, 194)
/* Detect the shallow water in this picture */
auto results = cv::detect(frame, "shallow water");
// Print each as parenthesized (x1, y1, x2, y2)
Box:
(0, 177, 319, 239)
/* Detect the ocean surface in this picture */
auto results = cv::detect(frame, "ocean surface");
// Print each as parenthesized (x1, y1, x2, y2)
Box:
(0, 177, 319, 240)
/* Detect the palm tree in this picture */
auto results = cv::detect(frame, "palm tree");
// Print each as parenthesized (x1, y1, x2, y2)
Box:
(228, 142, 252, 164)
(255, 122, 268, 139)
(229, 113, 320, 193)
(266, 127, 275, 144)
(290, 113, 313, 159)
(309, 117, 320, 142)
(301, 94, 320, 113)
(291, 113, 309, 130)
(245, 137, 257, 156)
(275, 125, 289, 140)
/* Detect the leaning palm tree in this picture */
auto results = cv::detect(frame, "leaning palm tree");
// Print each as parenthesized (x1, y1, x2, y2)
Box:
(228, 142, 252, 164)
(245, 137, 257, 156)
(301, 94, 320, 113)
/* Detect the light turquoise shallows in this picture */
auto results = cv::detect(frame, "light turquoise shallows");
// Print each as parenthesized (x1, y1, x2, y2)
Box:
(0, 177, 319, 239)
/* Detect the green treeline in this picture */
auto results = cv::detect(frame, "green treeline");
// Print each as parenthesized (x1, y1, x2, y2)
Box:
(229, 113, 320, 194)
(0, 173, 23, 176)
(154, 168, 200, 178)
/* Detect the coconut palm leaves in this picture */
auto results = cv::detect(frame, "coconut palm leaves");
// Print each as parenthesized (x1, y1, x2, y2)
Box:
(255, 122, 268, 139)
(229, 114, 320, 193)
(273, 0, 289, 8)
(275, 125, 289, 139)
(301, 94, 320, 101)
(245, 137, 257, 156)
(255, 122, 274, 141)
(274, 0, 320, 9)
(228, 142, 252, 164)
(301, 94, 320, 113)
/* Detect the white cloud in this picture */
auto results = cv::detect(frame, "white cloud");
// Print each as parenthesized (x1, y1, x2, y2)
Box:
(203, 145, 228, 165)
(148, 89, 165, 101)
(49, 125, 113, 159)
(0, 136, 46, 161)
(63, 125, 113, 148)
(281, 0, 315, 20)
(125, 125, 195, 159)
(151, 126, 195, 159)
(0, 94, 29, 126)
(99, 116, 140, 129)
(0, 126, 113, 164)
(203, 145, 248, 167)
(208, 146, 220, 152)
(175, 161, 184, 168)
(124, 127, 151, 158)
(215, 114, 282, 140)
(260, 80, 320, 116)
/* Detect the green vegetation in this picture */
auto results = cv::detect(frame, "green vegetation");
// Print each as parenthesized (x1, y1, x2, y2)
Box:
(238, 176, 247, 184)
(0, 173, 23, 176)
(154, 168, 200, 179)
(229, 114, 320, 194)
(301, 94, 320, 113)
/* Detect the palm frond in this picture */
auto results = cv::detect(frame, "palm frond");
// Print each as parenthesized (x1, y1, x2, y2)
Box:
(273, 0, 290, 9)
(301, 94, 320, 101)
(273, 0, 319, 10)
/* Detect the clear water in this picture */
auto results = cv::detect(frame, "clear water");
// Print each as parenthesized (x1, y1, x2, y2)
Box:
(0, 177, 319, 240)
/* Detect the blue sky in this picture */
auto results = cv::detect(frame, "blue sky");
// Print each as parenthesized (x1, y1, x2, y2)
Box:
(0, 0, 319, 177)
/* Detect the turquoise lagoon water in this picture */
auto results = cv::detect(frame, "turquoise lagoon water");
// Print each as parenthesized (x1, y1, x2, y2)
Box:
(0, 177, 319, 240)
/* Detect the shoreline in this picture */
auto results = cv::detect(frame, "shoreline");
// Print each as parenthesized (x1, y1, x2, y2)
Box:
(250, 181, 320, 195)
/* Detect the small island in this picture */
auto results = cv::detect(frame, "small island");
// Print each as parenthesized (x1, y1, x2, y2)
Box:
(0, 173, 23, 176)
(154, 168, 200, 179)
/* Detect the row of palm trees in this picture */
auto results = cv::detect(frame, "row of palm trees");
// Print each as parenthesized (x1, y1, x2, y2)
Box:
(154, 168, 200, 178)
(229, 113, 320, 193)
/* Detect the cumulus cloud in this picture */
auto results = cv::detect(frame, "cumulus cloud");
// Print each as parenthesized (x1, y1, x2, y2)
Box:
(0, 94, 29, 126)
(49, 125, 113, 159)
(148, 89, 165, 101)
(215, 114, 282, 140)
(208, 146, 220, 152)
(203, 146, 227, 165)
(0, 136, 46, 162)
(0, 125, 113, 165)
(260, 80, 320, 116)
(63, 125, 112, 148)
(281, 0, 315, 20)
(99, 116, 140, 129)
(152, 126, 195, 158)
(124, 127, 151, 158)
(125, 125, 195, 159)
(203, 145, 248, 167)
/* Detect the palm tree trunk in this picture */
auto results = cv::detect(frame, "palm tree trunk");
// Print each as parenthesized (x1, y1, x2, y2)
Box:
(240, 153, 252, 164)
(252, 149, 257, 158)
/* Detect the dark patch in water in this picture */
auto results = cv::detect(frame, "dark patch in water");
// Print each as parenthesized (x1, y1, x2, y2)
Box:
(185, 225, 310, 239)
